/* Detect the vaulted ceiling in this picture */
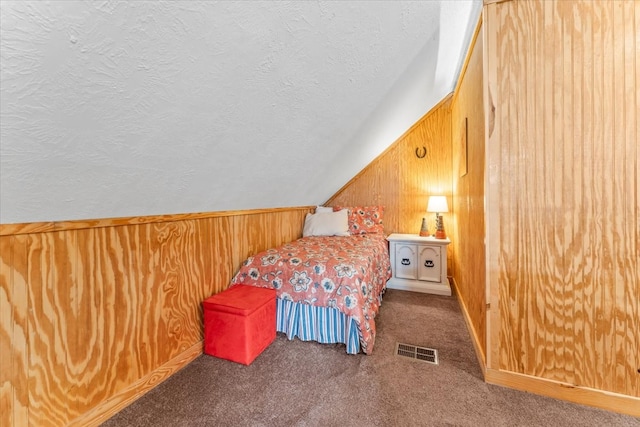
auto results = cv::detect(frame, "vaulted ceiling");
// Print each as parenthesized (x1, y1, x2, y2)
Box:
(0, 1, 482, 224)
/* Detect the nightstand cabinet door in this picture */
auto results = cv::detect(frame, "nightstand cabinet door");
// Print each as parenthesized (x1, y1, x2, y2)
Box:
(394, 243, 417, 280)
(418, 246, 441, 282)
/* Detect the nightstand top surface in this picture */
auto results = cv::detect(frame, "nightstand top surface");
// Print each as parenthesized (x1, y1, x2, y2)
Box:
(386, 233, 451, 244)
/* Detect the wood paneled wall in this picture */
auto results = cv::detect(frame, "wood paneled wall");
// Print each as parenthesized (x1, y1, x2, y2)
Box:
(450, 19, 486, 364)
(327, 96, 453, 273)
(0, 207, 312, 426)
(485, 0, 639, 411)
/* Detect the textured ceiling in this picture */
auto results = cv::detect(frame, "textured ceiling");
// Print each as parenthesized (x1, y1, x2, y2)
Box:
(0, 1, 482, 224)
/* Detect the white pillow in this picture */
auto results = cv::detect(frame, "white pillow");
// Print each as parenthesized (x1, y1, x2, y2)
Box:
(303, 210, 350, 237)
(315, 205, 334, 213)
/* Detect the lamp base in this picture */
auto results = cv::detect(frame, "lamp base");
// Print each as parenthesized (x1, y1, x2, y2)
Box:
(434, 213, 446, 239)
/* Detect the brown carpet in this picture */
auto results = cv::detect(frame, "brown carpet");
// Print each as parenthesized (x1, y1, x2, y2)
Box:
(102, 289, 639, 427)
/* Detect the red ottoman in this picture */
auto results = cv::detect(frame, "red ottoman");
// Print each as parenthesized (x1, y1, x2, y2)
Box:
(202, 285, 276, 365)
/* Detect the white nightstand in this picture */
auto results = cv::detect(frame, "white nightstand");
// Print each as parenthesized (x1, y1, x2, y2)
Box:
(386, 233, 451, 296)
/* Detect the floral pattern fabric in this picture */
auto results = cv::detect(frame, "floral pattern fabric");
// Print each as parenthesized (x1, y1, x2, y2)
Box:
(333, 206, 385, 235)
(230, 234, 392, 354)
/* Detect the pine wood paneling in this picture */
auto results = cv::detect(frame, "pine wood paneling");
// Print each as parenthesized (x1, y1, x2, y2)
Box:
(1, 235, 30, 427)
(451, 17, 486, 363)
(0, 207, 312, 426)
(327, 96, 453, 273)
(485, 0, 639, 405)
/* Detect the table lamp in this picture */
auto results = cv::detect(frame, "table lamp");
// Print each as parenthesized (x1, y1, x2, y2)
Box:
(427, 196, 448, 239)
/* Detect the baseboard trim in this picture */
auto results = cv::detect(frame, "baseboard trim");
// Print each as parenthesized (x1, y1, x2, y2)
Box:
(450, 278, 639, 417)
(450, 276, 486, 377)
(386, 278, 452, 296)
(485, 368, 640, 418)
(68, 341, 203, 427)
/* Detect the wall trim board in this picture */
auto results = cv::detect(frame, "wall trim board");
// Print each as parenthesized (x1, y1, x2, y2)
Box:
(324, 93, 453, 206)
(451, 277, 486, 377)
(0, 206, 314, 236)
(483, 0, 511, 5)
(450, 11, 483, 106)
(485, 368, 640, 418)
(67, 341, 203, 427)
(483, 0, 500, 374)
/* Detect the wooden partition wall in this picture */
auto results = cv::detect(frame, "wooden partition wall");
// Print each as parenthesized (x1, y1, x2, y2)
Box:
(484, 0, 639, 415)
(450, 18, 486, 366)
(327, 96, 453, 273)
(0, 207, 312, 426)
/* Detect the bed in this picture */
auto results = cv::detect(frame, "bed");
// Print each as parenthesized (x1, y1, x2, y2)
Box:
(230, 206, 391, 354)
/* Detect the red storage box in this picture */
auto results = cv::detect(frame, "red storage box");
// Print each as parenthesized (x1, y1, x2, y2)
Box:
(202, 285, 276, 365)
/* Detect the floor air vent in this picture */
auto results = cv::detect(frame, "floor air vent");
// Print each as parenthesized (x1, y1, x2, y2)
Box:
(395, 343, 439, 365)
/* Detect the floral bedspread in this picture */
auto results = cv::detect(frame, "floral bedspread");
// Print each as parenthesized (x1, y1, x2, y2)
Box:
(230, 233, 392, 354)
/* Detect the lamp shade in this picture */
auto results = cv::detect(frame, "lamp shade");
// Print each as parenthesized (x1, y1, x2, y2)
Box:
(427, 196, 448, 213)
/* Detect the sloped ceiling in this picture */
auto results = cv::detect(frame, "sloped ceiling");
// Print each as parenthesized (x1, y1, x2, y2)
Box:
(0, 1, 481, 224)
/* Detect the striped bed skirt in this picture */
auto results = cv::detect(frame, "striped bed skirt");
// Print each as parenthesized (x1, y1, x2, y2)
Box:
(275, 298, 361, 354)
